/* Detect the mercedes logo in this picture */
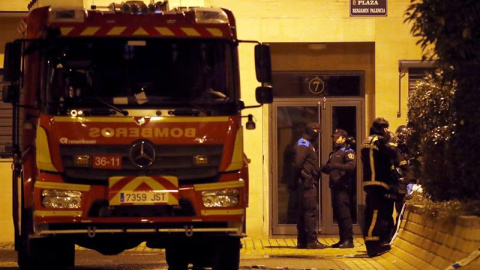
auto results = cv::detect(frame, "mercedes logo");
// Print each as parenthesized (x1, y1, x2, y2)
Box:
(129, 140, 156, 168)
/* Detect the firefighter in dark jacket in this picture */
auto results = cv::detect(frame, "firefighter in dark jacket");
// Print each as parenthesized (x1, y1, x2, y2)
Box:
(360, 118, 399, 257)
(391, 125, 416, 231)
(291, 122, 327, 249)
(321, 129, 356, 248)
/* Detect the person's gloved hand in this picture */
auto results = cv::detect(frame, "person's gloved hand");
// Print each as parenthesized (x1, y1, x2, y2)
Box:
(322, 164, 333, 173)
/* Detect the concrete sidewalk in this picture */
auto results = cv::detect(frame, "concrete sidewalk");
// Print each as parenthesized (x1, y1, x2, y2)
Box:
(240, 236, 368, 258)
(238, 236, 414, 270)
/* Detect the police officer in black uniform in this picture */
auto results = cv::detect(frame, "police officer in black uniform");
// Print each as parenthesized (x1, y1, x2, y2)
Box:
(360, 118, 399, 257)
(321, 129, 356, 248)
(291, 122, 327, 249)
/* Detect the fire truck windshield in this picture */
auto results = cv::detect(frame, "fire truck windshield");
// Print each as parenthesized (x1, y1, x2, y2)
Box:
(45, 38, 236, 114)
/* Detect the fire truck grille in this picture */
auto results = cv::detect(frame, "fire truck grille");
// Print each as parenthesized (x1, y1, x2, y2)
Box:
(59, 144, 224, 184)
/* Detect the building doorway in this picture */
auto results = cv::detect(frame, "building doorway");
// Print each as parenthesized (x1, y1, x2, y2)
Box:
(271, 97, 364, 236)
(268, 42, 373, 236)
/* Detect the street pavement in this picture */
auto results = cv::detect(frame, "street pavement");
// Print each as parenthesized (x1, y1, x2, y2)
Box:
(0, 236, 395, 270)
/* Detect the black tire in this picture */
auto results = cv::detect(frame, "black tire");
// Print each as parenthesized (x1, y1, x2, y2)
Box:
(18, 237, 75, 270)
(165, 243, 190, 270)
(212, 237, 241, 270)
(166, 237, 241, 270)
(191, 242, 214, 269)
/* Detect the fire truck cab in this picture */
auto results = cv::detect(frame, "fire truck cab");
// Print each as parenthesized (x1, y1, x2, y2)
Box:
(2, 1, 272, 269)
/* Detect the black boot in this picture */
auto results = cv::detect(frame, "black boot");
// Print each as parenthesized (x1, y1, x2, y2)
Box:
(332, 240, 354, 248)
(297, 242, 307, 249)
(306, 240, 327, 249)
(366, 242, 391, 257)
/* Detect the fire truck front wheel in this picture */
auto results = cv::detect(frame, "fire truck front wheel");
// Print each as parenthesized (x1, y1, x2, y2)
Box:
(165, 243, 190, 270)
(165, 237, 241, 270)
(18, 237, 75, 270)
(211, 237, 241, 270)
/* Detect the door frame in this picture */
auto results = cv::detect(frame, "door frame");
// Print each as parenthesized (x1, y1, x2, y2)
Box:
(320, 97, 365, 235)
(270, 98, 323, 235)
(269, 97, 365, 236)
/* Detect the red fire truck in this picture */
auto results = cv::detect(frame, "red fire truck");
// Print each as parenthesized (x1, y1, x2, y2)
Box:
(2, 1, 272, 269)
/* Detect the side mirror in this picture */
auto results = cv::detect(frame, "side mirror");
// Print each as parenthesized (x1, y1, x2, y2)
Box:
(3, 42, 22, 82)
(3, 85, 19, 103)
(255, 86, 273, 104)
(254, 44, 272, 84)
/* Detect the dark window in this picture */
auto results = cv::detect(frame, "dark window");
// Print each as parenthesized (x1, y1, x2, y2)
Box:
(399, 60, 437, 96)
(0, 69, 13, 158)
(272, 72, 363, 98)
(408, 68, 435, 95)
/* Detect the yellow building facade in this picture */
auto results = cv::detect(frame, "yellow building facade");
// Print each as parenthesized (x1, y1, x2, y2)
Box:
(0, 0, 423, 241)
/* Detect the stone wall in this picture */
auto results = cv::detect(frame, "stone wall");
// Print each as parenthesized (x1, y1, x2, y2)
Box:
(386, 204, 480, 269)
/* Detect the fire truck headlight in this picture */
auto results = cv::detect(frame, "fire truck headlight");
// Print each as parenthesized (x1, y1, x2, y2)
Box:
(42, 190, 82, 209)
(193, 8, 229, 24)
(201, 189, 239, 207)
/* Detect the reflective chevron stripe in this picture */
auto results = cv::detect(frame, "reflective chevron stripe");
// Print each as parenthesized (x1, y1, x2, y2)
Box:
(59, 25, 226, 37)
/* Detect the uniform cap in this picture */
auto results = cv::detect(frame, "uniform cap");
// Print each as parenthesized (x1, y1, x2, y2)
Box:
(306, 122, 320, 129)
(333, 128, 348, 138)
(306, 122, 321, 132)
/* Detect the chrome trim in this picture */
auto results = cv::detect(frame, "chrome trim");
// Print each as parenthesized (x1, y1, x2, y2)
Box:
(129, 140, 156, 168)
(36, 227, 240, 235)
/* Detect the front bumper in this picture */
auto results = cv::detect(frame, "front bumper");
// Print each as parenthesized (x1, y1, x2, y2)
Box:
(32, 174, 246, 237)
(34, 221, 244, 237)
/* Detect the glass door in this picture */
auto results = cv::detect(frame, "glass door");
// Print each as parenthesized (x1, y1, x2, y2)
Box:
(271, 99, 322, 235)
(320, 98, 364, 235)
(271, 98, 364, 236)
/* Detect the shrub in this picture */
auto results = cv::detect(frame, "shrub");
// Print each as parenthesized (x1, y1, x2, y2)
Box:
(407, 70, 458, 201)
(405, 0, 480, 201)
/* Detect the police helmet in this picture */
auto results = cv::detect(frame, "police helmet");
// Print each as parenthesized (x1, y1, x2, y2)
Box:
(395, 125, 410, 144)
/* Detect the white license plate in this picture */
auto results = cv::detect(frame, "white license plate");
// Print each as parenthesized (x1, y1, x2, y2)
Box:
(119, 192, 168, 204)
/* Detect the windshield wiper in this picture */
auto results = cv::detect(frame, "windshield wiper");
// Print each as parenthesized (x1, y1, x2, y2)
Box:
(94, 98, 129, 116)
(169, 99, 210, 116)
(171, 108, 201, 116)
